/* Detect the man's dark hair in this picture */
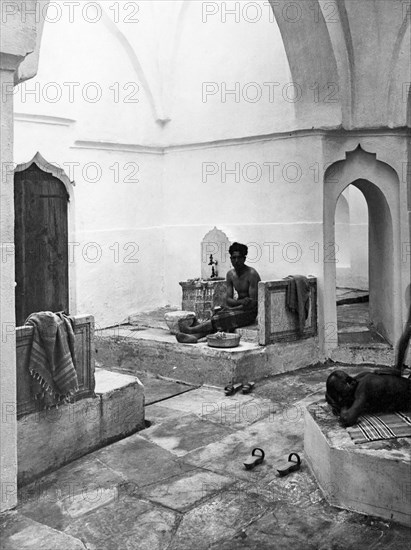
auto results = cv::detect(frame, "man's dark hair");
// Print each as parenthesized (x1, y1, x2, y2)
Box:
(229, 242, 248, 257)
(325, 370, 357, 413)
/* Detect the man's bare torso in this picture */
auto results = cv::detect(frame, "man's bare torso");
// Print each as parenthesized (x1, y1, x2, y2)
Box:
(227, 267, 256, 298)
(227, 266, 260, 301)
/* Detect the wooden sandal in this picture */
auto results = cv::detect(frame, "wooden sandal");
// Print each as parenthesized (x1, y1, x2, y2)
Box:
(276, 452, 301, 477)
(243, 447, 265, 470)
(224, 383, 242, 396)
(242, 382, 255, 394)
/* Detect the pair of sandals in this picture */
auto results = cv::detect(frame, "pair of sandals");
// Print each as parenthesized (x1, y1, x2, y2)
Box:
(224, 382, 255, 396)
(243, 448, 302, 476)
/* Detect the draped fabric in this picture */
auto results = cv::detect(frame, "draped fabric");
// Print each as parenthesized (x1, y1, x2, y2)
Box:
(25, 311, 78, 408)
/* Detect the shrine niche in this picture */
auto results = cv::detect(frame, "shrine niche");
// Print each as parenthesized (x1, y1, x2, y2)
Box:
(200, 226, 231, 281)
(14, 153, 74, 326)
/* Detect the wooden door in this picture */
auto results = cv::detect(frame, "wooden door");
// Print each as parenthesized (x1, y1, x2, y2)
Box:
(14, 164, 69, 326)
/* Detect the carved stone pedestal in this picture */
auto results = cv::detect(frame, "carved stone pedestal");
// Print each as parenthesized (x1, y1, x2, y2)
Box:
(180, 279, 227, 321)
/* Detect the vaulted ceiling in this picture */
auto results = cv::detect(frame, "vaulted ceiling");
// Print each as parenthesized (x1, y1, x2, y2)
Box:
(270, 0, 410, 129)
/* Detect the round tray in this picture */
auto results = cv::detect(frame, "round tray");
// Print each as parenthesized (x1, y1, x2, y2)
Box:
(207, 332, 241, 348)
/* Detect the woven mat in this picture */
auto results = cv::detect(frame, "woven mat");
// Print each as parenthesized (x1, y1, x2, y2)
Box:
(347, 411, 411, 444)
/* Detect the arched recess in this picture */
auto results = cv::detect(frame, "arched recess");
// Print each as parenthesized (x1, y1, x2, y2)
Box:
(335, 191, 351, 288)
(14, 153, 76, 324)
(324, 145, 402, 348)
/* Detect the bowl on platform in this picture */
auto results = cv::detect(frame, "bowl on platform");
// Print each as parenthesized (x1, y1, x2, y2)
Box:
(164, 311, 196, 335)
(207, 332, 241, 348)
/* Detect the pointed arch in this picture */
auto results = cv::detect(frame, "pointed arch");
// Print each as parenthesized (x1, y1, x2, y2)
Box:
(323, 145, 403, 347)
(15, 151, 74, 196)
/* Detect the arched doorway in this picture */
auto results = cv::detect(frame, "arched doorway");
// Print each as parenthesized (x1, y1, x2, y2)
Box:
(324, 146, 402, 349)
(14, 153, 74, 326)
(335, 191, 352, 288)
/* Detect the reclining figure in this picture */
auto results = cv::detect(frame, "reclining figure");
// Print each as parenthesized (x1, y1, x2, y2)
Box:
(325, 369, 411, 427)
(325, 303, 411, 427)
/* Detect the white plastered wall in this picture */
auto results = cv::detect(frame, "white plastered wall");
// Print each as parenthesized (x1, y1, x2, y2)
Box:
(14, 0, 313, 326)
(11, 1, 411, 338)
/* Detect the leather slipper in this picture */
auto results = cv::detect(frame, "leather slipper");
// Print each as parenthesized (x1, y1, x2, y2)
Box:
(224, 383, 242, 396)
(242, 382, 255, 394)
(244, 447, 265, 470)
(276, 452, 301, 477)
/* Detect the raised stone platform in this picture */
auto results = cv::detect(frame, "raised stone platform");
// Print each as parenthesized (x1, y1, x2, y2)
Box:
(304, 400, 411, 527)
(95, 326, 321, 387)
(18, 369, 145, 486)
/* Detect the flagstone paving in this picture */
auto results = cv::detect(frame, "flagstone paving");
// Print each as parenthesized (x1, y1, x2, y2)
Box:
(1, 363, 410, 549)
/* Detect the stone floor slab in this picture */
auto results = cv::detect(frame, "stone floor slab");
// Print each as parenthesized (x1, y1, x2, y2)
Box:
(0, 512, 86, 550)
(18, 454, 125, 531)
(139, 413, 235, 456)
(240, 506, 410, 550)
(157, 386, 270, 424)
(137, 373, 198, 405)
(220, 467, 324, 510)
(64, 498, 176, 550)
(181, 414, 305, 483)
(145, 403, 192, 424)
(140, 469, 235, 511)
(92, 433, 195, 487)
(155, 387, 230, 413)
(168, 490, 271, 550)
(201, 396, 275, 430)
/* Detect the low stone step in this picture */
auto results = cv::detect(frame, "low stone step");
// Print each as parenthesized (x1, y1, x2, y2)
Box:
(95, 326, 322, 387)
(336, 288, 369, 305)
(18, 369, 144, 486)
(330, 343, 394, 366)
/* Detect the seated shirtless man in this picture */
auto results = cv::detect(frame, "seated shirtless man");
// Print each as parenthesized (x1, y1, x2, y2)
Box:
(326, 302, 411, 426)
(177, 242, 261, 343)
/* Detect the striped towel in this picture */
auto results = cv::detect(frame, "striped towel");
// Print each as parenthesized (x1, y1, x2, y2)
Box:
(25, 311, 79, 409)
(347, 411, 411, 444)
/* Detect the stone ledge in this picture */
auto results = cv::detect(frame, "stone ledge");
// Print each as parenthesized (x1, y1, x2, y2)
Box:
(330, 344, 394, 366)
(96, 327, 322, 387)
(304, 400, 411, 527)
(18, 369, 144, 486)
